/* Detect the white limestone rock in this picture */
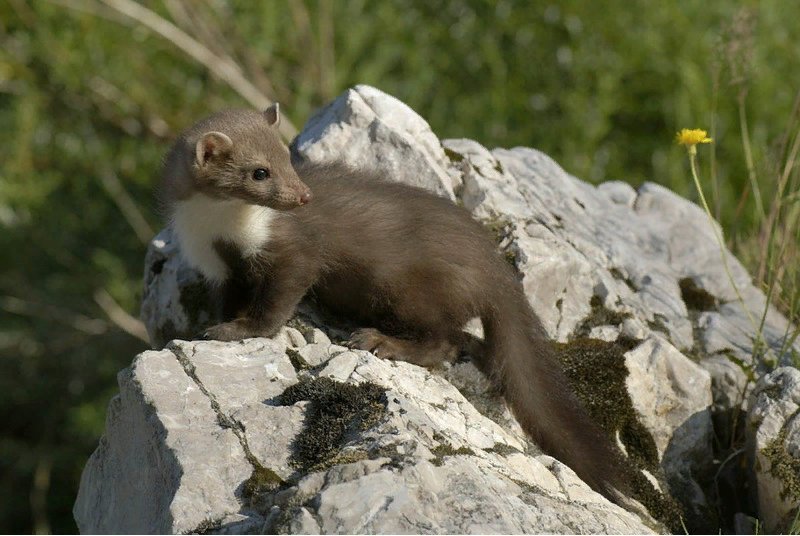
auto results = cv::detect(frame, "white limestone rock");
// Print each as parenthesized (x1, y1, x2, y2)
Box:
(272, 326, 307, 349)
(625, 337, 713, 464)
(141, 228, 215, 348)
(143, 85, 799, 377)
(747, 367, 800, 533)
(73, 347, 255, 534)
(75, 337, 655, 534)
(294, 84, 459, 200)
(281, 453, 649, 535)
(624, 336, 714, 520)
(438, 142, 799, 374)
(304, 328, 331, 346)
(442, 138, 530, 220)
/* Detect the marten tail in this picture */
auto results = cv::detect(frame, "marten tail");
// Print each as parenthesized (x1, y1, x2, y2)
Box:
(480, 285, 629, 502)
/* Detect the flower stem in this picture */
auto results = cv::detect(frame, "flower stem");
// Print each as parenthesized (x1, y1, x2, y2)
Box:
(688, 151, 766, 357)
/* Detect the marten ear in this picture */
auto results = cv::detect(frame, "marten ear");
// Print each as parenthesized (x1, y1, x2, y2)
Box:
(195, 132, 233, 166)
(264, 103, 281, 128)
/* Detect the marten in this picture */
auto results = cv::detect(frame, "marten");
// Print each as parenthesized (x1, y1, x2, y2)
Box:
(159, 105, 629, 502)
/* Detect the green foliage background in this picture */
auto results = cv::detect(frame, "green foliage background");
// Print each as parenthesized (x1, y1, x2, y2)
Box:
(1, 0, 798, 532)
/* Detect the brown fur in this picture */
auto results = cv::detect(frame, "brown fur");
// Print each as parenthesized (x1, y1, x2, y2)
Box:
(161, 109, 630, 502)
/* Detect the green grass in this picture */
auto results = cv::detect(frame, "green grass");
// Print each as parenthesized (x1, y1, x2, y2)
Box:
(683, 7, 800, 368)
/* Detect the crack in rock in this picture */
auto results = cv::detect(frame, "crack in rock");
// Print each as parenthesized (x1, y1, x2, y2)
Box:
(169, 344, 286, 489)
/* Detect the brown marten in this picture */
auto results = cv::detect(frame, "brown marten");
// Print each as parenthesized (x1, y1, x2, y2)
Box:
(160, 105, 629, 502)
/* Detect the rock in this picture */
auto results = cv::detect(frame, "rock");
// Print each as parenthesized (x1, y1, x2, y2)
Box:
(588, 325, 620, 342)
(79, 85, 800, 533)
(292, 343, 348, 369)
(140, 229, 215, 348)
(442, 138, 530, 220)
(77, 339, 655, 534)
(304, 328, 331, 346)
(597, 180, 638, 207)
(293, 84, 459, 200)
(286, 453, 648, 534)
(624, 336, 714, 523)
(625, 337, 713, 465)
(747, 367, 800, 533)
(272, 326, 307, 349)
(73, 346, 256, 534)
(698, 353, 751, 438)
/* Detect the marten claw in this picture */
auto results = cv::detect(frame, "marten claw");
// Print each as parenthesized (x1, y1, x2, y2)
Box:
(349, 328, 391, 358)
(201, 320, 252, 342)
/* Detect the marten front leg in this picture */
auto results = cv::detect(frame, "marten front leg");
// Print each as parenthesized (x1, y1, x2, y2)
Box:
(214, 276, 249, 321)
(202, 247, 318, 342)
(203, 274, 311, 341)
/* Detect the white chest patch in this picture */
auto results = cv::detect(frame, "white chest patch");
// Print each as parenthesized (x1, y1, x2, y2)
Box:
(171, 194, 276, 284)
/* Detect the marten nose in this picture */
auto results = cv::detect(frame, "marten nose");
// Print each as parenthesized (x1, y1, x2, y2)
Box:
(299, 190, 312, 205)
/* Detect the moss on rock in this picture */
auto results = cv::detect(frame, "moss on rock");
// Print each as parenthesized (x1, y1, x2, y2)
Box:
(555, 338, 657, 467)
(276, 377, 387, 472)
(444, 147, 465, 163)
(483, 443, 522, 456)
(483, 217, 512, 243)
(647, 314, 670, 338)
(574, 295, 632, 337)
(609, 267, 637, 292)
(555, 337, 684, 531)
(430, 443, 475, 466)
(285, 348, 309, 371)
(481, 217, 516, 267)
(190, 517, 223, 534)
(242, 464, 286, 500)
(761, 425, 800, 503)
(679, 277, 718, 312)
(286, 316, 316, 339)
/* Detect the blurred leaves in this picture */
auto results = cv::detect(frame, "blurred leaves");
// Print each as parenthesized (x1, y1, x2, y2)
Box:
(2, 0, 799, 532)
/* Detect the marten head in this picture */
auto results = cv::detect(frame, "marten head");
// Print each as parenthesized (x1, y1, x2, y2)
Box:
(167, 105, 311, 210)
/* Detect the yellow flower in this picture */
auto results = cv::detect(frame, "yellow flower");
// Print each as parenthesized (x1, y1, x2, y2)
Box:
(675, 128, 713, 147)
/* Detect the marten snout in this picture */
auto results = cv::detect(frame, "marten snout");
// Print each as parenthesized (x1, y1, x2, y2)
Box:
(260, 174, 312, 210)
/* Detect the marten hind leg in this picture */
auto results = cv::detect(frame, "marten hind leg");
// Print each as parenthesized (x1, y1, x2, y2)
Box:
(349, 328, 459, 367)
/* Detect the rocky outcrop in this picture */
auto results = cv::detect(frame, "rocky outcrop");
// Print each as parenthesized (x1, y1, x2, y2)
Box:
(77, 85, 799, 533)
(75, 336, 653, 534)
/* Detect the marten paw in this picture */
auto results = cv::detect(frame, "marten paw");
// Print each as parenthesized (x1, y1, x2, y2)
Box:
(349, 328, 400, 360)
(201, 320, 255, 341)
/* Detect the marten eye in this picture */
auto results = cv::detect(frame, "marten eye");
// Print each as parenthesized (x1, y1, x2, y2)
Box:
(252, 168, 270, 181)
